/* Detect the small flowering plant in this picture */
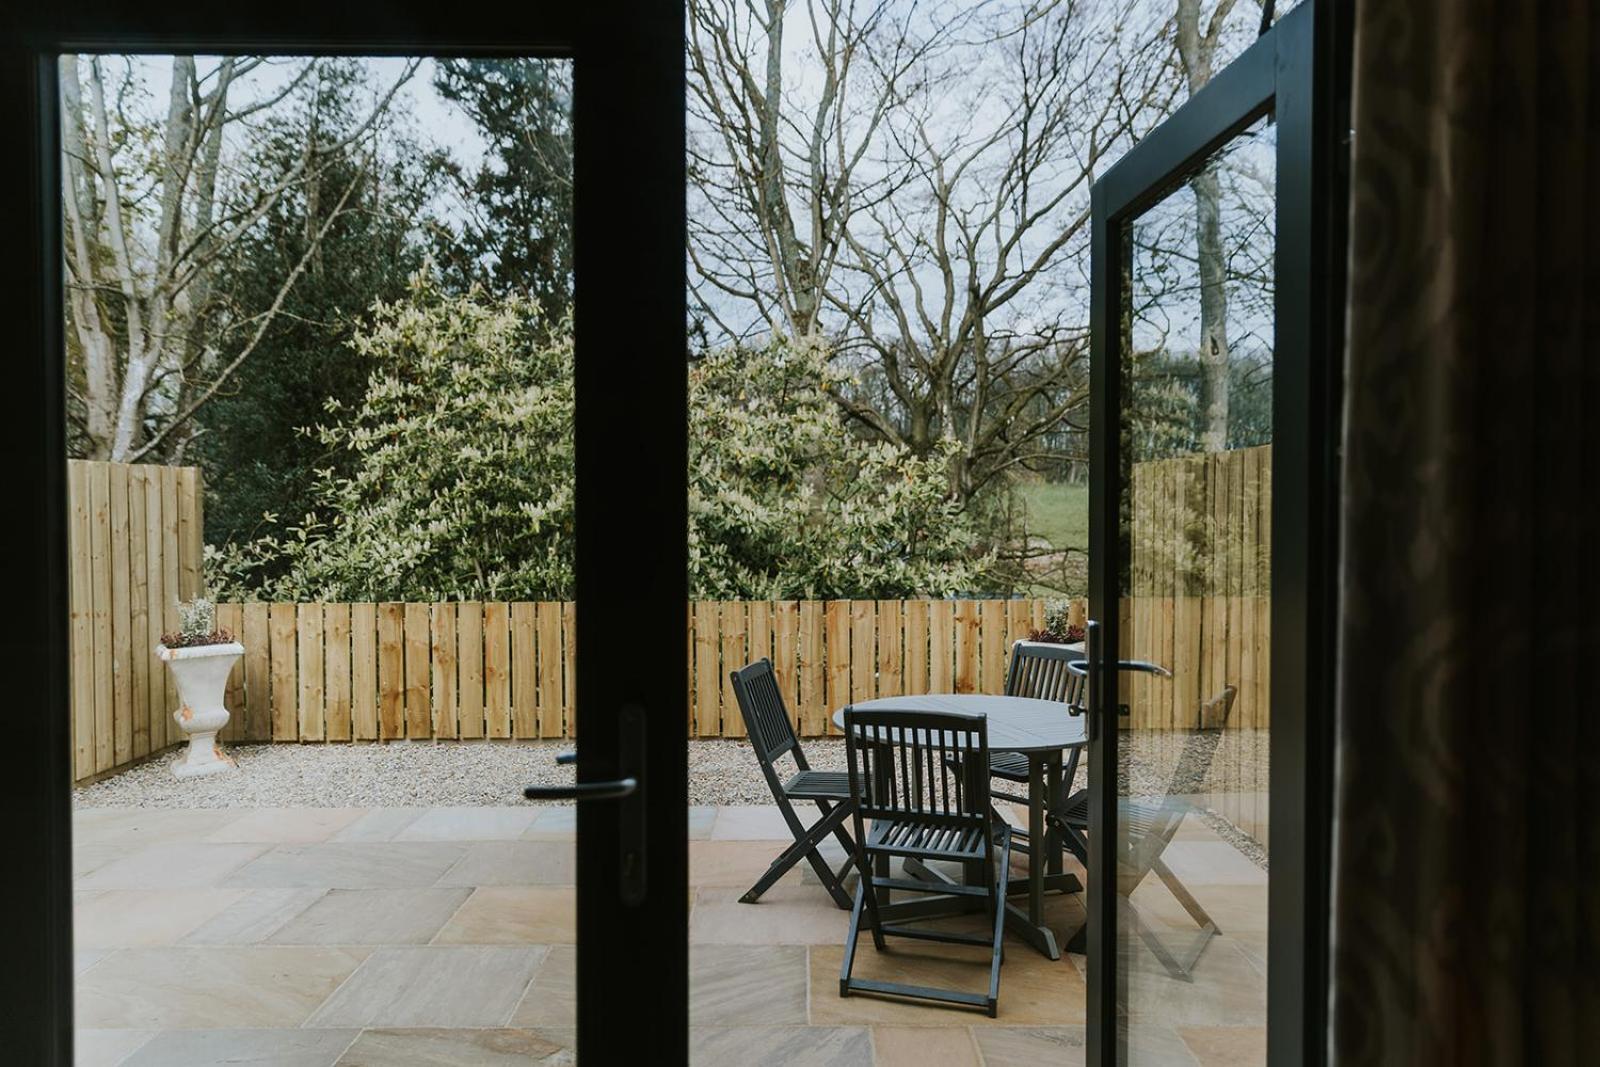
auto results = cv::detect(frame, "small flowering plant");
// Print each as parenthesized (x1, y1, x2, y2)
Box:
(1026, 600, 1086, 644)
(159, 597, 235, 648)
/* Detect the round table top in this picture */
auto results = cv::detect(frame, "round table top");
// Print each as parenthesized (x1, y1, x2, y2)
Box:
(830, 694, 1085, 755)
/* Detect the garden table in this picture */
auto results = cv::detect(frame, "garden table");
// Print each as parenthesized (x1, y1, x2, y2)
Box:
(832, 693, 1086, 960)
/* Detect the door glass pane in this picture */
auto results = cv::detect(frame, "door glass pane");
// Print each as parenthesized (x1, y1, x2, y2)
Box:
(1117, 113, 1273, 1062)
(62, 54, 578, 1060)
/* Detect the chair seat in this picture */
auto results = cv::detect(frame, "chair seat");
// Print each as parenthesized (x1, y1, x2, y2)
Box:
(988, 752, 1030, 782)
(865, 816, 989, 861)
(1057, 790, 1160, 835)
(783, 769, 852, 801)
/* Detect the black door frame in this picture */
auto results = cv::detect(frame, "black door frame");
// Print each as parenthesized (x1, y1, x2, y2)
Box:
(1086, 3, 1348, 1064)
(0, 3, 687, 1063)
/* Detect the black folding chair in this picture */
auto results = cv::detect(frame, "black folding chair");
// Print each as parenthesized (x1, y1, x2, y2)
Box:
(839, 707, 1012, 1017)
(988, 641, 1086, 806)
(1054, 684, 1237, 980)
(729, 658, 857, 910)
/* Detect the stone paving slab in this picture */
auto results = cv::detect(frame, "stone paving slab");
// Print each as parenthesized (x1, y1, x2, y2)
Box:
(70, 804, 1261, 1066)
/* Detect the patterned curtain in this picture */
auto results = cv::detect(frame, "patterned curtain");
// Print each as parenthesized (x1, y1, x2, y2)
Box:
(1332, 3, 1600, 1064)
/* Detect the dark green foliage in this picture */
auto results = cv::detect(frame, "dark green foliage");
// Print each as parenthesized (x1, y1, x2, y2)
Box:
(194, 59, 439, 561)
(430, 58, 573, 311)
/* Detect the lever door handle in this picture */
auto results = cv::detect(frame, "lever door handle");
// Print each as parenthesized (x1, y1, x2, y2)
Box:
(523, 777, 637, 801)
(520, 706, 648, 904)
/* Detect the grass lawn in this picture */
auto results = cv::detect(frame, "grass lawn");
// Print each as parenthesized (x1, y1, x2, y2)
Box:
(1018, 480, 1089, 551)
(1016, 481, 1089, 597)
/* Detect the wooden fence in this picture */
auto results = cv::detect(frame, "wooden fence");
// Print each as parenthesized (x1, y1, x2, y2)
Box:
(1124, 444, 1272, 733)
(66, 448, 1273, 790)
(67, 460, 204, 783)
(195, 597, 1079, 747)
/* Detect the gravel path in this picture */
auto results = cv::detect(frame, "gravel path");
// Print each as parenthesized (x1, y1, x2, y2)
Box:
(73, 735, 1266, 869)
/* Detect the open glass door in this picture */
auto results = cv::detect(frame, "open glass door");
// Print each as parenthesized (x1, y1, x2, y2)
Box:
(1087, 4, 1338, 1064)
(10, 6, 689, 1065)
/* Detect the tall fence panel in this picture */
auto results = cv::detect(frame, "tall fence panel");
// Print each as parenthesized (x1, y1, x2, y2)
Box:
(204, 598, 1068, 744)
(1125, 444, 1272, 731)
(68, 460, 203, 783)
(1128, 444, 1272, 848)
(68, 451, 1272, 786)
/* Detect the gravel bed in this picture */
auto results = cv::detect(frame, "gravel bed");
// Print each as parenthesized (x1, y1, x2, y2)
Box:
(73, 734, 1267, 869)
(72, 739, 841, 810)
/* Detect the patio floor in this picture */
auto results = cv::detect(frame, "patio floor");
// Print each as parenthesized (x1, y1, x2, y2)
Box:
(72, 803, 1264, 1066)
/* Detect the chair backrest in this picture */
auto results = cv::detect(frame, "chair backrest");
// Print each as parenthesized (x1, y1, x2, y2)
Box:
(842, 707, 991, 836)
(1005, 641, 1086, 707)
(728, 658, 800, 765)
(1124, 685, 1238, 878)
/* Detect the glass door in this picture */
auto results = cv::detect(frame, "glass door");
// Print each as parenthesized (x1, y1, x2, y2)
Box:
(12, 7, 690, 1066)
(1086, 4, 1336, 1064)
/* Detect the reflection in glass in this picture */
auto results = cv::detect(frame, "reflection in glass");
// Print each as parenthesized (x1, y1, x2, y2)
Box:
(1116, 114, 1274, 1064)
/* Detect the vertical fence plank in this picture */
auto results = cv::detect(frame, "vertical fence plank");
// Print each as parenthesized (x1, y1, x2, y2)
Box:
(980, 600, 1006, 695)
(297, 603, 325, 741)
(774, 601, 799, 727)
(88, 462, 114, 771)
(562, 601, 577, 738)
(241, 603, 269, 741)
(692, 600, 720, 737)
(457, 602, 485, 740)
(67, 462, 93, 780)
(404, 603, 432, 738)
(142, 465, 167, 751)
(351, 603, 378, 741)
(324, 603, 351, 742)
(798, 600, 824, 735)
(159, 466, 181, 746)
(123, 466, 150, 758)
(954, 600, 979, 694)
(176, 467, 202, 600)
(269, 603, 298, 741)
(378, 603, 406, 740)
(876, 600, 902, 697)
(511, 603, 537, 738)
(720, 602, 748, 737)
(929, 600, 954, 693)
(536, 602, 563, 738)
(746, 598, 773, 702)
(849, 600, 875, 704)
(903, 599, 929, 696)
(685, 602, 694, 736)
(824, 601, 850, 733)
(431, 603, 459, 740)
(214, 603, 244, 743)
(1005, 599, 1030, 649)
(747, 601, 772, 667)
(484, 602, 511, 739)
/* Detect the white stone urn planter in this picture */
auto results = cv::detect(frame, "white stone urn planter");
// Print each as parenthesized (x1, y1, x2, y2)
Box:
(156, 641, 244, 778)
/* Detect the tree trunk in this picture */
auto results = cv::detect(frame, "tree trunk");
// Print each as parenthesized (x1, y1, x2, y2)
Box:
(1175, 0, 1237, 453)
(59, 56, 118, 459)
(1192, 163, 1230, 451)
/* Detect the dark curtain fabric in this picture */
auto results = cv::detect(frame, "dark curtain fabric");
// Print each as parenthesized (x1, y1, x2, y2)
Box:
(1333, 2, 1600, 1064)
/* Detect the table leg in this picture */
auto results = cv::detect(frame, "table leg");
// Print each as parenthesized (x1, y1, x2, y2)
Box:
(1028, 754, 1045, 927)
(1044, 752, 1064, 878)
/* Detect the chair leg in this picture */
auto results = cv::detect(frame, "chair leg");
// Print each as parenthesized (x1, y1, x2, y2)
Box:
(817, 799, 857, 857)
(1152, 856, 1221, 936)
(1129, 896, 1217, 981)
(986, 825, 1011, 1018)
(839, 877, 868, 998)
(862, 863, 888, 952)
(741, 803, 854, 909)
